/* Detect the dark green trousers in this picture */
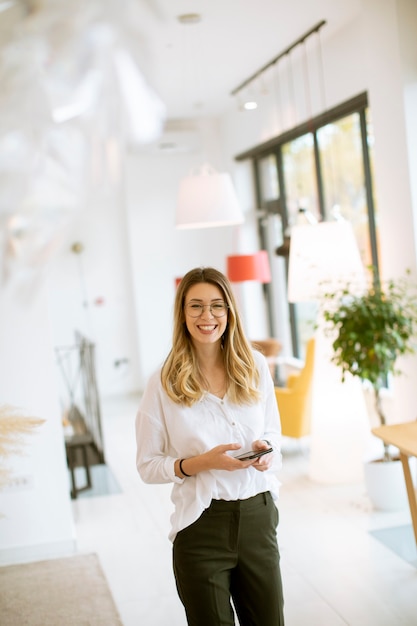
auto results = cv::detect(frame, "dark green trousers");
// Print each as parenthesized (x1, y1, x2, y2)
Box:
(173, 491, 284, 626)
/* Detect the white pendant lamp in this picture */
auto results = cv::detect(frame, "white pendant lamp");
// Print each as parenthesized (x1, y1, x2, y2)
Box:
(175, 163, 244, 229)
(287, 220, 365, 303)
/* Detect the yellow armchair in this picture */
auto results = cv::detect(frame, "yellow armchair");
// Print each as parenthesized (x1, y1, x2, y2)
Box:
(275, 338, 315, 438)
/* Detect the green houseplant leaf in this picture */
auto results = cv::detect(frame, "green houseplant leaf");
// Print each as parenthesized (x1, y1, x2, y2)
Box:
(320, 270, 417, 461)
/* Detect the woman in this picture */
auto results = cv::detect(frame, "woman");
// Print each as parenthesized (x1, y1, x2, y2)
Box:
(136, 266, 284, 626)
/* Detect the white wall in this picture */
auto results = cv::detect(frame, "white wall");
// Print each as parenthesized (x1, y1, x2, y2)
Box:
(126, 118, 240, 387)
(0, 145, 140, 563)
(47, 171, 141, 399)
(125, 116, 274, 387)
(0, 283, 75, 565)
(359, 0, 417, 423)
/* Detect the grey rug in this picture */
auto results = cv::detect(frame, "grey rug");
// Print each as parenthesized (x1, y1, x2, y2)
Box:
(0, 553, 123, 625)
(370, 524, 417, 569)
(73, 464, 122, 499)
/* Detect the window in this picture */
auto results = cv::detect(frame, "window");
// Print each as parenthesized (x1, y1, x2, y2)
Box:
(282, 133, 320, 225)
(238, 93, 378, 359)
(318, 113, 374, 267)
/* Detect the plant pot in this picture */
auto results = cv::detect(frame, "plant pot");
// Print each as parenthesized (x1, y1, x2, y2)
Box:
(364, 456, 416, 511)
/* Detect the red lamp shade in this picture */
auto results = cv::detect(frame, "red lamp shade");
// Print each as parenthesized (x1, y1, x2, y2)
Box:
(227, 251, 271, 283)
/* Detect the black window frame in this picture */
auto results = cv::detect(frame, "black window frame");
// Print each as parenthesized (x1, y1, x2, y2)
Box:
(235, 92, 379, 357)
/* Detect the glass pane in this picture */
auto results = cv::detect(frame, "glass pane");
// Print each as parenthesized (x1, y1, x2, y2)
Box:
(282, 133, 319, 228)
(293, 301, 318, 359)
(317, 114, 373, 267)
(259, 154, 279, 201)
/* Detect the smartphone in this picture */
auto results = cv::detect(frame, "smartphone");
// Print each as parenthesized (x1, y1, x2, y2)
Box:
(235, 447, 273, 461)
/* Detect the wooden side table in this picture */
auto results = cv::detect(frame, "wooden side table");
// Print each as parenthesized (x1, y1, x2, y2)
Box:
(371, 421, 417, 546)
(250, 339, 282, 383)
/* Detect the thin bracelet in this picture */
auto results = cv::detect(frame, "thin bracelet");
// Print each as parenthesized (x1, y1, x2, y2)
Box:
(179, 458, 191, 477)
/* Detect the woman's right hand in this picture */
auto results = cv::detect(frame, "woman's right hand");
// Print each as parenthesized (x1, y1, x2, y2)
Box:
(204, 443, 256, 471)
(177, 443, 255, 478)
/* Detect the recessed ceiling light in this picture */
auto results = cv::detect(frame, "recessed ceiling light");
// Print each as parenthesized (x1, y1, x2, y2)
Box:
(177, 13, 202, 25)
(243, 101, 258, 111)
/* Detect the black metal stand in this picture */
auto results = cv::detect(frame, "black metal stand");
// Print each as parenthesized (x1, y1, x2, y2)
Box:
(57, 332, 105, 498)
(65, 433, 96, 499)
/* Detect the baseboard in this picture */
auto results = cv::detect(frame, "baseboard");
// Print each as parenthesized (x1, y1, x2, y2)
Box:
(0, 539, 77, 567)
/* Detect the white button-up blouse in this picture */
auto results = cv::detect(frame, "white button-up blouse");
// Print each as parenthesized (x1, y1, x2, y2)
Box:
(135, 349, 282, 542)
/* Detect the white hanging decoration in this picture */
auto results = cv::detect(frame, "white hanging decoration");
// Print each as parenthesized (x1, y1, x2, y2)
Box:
(0, 0, 166, 290)
(113, 47, 166, 145)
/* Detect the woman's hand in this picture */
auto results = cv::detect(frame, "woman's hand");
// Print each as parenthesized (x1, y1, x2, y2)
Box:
(177, 443, 256, 477)
(250, 439, 274, 472)
(202, 443, 256, 472)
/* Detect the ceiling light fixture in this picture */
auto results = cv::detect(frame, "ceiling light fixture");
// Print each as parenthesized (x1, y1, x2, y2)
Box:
(243, 100, 257, 111)
(287, 220, 364, 303)
(174, 13, 244, 229)
(230, 20, 326, 112)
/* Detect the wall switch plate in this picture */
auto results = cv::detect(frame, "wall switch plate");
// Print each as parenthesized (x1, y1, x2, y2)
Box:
(2, 474, 34, 492)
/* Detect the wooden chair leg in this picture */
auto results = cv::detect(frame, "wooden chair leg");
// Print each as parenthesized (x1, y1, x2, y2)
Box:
(400, 452, 417, 546)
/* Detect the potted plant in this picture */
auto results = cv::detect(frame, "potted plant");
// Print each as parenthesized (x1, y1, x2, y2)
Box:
(320, 270, 417, 508)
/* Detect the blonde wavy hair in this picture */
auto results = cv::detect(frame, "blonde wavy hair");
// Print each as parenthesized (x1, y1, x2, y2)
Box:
(161, 267, 260, 406)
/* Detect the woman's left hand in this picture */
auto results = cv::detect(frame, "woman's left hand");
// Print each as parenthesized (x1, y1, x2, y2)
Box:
(251, 439, 274, 472)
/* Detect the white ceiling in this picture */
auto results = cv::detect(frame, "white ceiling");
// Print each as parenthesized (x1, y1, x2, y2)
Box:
(0, 0, 362, 130)
(133, 0, 362, 120)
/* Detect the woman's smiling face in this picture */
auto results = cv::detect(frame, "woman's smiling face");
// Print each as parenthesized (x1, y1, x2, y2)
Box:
(184, 282, 228, 348)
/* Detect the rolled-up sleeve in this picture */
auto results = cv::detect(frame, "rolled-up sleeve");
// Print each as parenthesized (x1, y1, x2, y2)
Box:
(135, 372, 184, 485)
(257, 352, 283, 473)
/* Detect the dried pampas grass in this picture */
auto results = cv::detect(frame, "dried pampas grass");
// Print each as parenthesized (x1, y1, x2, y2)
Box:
(0, 404, 45, 488)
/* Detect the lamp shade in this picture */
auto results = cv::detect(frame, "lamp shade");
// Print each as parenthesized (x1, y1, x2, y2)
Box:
(227, 251, 271, 283)
(287, 221, 364, 303)
(175, 163, 244, 229)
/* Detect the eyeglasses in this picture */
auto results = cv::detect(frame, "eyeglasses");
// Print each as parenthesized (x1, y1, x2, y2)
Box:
(185, 302, 229, 318)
